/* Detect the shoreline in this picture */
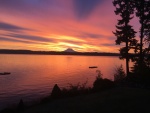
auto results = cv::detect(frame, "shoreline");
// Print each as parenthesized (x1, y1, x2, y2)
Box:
(0, 49, 120, 56)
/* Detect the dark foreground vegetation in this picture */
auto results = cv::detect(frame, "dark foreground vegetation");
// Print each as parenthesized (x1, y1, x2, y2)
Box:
(1, 0, 149, 112)
(21, 87, 150, 113)
(1, 65, 150, 113)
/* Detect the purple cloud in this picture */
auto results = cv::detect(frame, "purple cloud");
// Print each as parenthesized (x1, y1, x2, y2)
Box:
(73, 0, 103, 19)
(3, 34, 53, 43)
(0, 22, 28, 32)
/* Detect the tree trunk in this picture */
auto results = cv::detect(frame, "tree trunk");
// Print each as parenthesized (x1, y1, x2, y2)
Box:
(125, 1, 129, 76)
(139, 1, 144, 75)
(126, 38, 129, 76)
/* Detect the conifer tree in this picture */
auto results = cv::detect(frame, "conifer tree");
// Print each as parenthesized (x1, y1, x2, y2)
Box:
(134, 0, 150, 75)
(113, 0, 137, 76)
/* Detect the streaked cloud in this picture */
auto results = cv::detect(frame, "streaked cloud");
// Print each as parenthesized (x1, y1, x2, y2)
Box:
(3, 34, 53, 43)
(0, 22, 29, 32)
(73, 0, 103, 19)
(0, 37, 32, 43)
(0, 0, 139, 52)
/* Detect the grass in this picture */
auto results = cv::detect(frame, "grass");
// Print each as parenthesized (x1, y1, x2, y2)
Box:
(20, 87, 150, 113)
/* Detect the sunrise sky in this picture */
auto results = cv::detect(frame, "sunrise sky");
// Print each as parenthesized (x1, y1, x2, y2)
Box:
(0, 0, 140, 52)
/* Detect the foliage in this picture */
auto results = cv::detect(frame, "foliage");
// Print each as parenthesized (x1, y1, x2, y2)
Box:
(51, 84, 62, 98)
(96, 70, 103, 79)
(132, 0, 150, 75)
(114, 65, 126, 82)
(113, 0, 137, 76)
(93, 78, 114, 91)
(61, 81, 90, 97)
(131, 58, 150, 76)
(135, 0, 150, 45)
(93, 70, 114, 91)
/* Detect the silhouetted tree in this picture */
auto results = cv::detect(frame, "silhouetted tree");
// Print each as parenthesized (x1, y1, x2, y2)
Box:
(113, 0, 137, 76)
(114, 65, 126, 82)
(51, 84, 62, 98)
(93, 70, 114, 91)
(17, 99, 24, 111)
(133, 0, 150, 75)
(143, 0, 150, 44)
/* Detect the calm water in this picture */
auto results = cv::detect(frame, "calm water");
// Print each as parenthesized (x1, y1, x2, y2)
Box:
(0, 54, 126, 110)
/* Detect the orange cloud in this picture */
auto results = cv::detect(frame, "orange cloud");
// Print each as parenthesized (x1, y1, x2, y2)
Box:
(0, 0, 138, 53)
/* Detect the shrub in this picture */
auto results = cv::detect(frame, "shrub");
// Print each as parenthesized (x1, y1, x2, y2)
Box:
(114, 65, 126, 82)
(93, 70, 114, 91)
(61, 81, 90, 97)
(51, 84, 62, 98)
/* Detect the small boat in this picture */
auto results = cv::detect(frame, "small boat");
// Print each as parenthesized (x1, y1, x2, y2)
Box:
(0, 72, 11, 75)
(89, 66, 98, 68)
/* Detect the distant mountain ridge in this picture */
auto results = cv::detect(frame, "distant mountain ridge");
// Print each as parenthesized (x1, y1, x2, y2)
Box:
(0, 49, 120, 56)
(63, 48, 76, 52)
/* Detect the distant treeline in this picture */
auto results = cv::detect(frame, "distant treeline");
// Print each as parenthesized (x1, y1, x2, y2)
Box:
(0, 49, 120, 56)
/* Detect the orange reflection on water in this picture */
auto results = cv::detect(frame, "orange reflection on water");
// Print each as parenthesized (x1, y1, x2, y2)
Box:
(0, 54, 128, 110)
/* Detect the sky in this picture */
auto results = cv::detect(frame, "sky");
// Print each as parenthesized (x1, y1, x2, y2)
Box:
(0, 0, 139, 52)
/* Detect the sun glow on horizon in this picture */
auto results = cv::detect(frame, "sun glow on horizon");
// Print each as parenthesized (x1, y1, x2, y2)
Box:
(0, 0, 131, 53)
(47, 35, 86, 43)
